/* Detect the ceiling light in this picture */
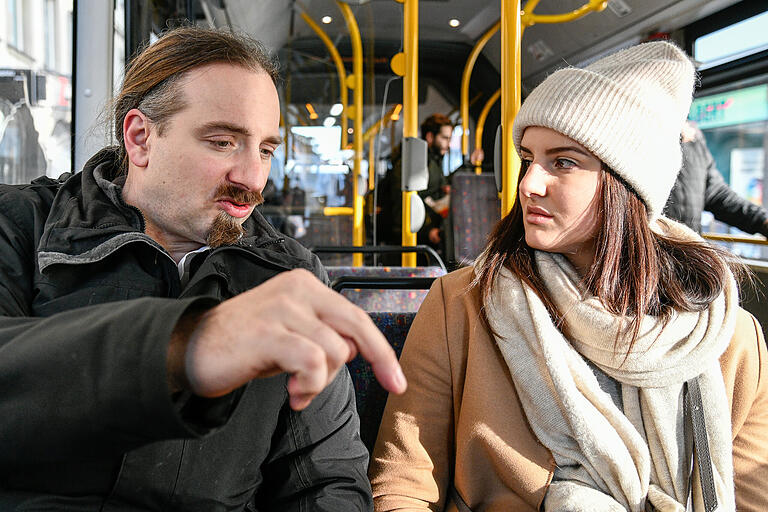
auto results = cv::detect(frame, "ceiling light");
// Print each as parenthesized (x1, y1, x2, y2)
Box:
(322, 15, 332, 24)
(330, 103, 343, 116)
(449, 18, 460, 28)
(323, 116, 336, 127)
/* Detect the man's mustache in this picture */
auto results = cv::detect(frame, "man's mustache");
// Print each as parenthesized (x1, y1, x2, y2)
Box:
(214, 183, 264, 207)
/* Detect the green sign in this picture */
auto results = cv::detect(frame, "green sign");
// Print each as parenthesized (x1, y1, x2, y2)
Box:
(689, 84, 768, 129)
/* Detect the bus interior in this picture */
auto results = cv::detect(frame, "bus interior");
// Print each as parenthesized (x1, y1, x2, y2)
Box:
(1, 0, 767, 332)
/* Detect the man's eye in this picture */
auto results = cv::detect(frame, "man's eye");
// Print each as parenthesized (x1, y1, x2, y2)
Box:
(260, 148, 275, 158)
(211, 140, 233, 149)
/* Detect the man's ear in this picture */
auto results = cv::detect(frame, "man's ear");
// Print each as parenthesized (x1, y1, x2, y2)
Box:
(424, 132, 434, 145)
(123, 108, 152, 168)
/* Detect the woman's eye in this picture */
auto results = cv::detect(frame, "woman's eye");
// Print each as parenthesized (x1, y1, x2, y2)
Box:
(554, 158, 576, 168)
(520, 158, 532, 171)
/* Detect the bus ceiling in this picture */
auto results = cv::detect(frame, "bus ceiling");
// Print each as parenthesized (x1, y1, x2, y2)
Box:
(193, 0, 741, 92)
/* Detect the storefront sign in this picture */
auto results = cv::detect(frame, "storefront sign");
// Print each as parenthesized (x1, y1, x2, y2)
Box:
(689, 84, 768, 129)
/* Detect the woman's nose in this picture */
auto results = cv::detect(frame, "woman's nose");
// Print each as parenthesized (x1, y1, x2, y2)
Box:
(519, 162, 546, 198)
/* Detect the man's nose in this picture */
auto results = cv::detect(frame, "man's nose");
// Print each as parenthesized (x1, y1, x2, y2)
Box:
(519, 162, 546, 198)
(228, 149, 269, 192)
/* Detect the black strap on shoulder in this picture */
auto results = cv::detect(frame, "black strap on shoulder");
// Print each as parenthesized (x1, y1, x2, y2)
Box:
(448, 484, 473, 512)
(684, 377, 718, 512)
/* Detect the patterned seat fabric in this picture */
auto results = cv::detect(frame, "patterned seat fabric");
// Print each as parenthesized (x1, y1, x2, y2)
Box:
(327, 266, 445, 312)
(450, 171, 500, 265)
(347, 311, 415, 453)
(298, 215, 354, 266)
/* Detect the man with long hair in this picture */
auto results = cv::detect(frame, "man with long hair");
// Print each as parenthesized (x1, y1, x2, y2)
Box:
(0, 26, 405, 510)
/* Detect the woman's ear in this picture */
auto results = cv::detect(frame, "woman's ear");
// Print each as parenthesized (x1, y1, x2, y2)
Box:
(123, 108, 151, 168)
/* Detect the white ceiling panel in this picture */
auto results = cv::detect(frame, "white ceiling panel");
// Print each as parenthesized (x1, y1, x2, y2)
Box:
(213, 0, 745, 92)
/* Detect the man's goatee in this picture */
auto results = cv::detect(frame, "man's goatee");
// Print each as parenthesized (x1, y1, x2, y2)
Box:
(206, 211, 245, 248)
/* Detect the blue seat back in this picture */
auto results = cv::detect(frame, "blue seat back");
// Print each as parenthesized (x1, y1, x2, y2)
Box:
(327, 266, 444, 312)
(347, 311, 415, 453)
(451, 172, 500, 264)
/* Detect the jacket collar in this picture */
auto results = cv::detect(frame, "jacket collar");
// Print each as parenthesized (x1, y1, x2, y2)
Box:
(428, 147, 445, 166)
(38, 148, 286, 272)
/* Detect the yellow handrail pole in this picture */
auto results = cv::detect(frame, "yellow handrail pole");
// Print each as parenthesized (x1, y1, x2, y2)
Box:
(495, 0, 605, 217)
(298, 11, 349, 149)
(522, 0, 607, 27)
(702, 233, 768, 246)
(473, 88, 500, 174)
(337, 2, 365, 266)
(283, 72, 292, 166)
(362, 105, 397, 143)
(368, 136, 376, 191)
(323, 207, 354, 216)
(363, 123, 380, 143)
(460, 20, 501, 159)
(500, 0, 522, 217)
(364, 107, 398, 191)
(397, 0, 419, 266)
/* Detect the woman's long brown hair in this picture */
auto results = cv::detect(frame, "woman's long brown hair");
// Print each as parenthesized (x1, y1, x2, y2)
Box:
(474, 165, 743, 356)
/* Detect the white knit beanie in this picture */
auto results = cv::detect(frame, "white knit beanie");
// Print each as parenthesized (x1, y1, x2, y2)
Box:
(512, 41, 696, 219)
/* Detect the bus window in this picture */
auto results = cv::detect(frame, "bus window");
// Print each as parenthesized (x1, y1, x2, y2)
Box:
(690, 82, 768, 260)
(693, 10, 768, 70)
(0, 0, 73, 184)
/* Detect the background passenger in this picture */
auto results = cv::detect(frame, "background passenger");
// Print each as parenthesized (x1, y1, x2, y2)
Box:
(369, 41, 768, 512)
(665, 119, 768, 237)
(378, 113, 453, 264)
(0, 26, 405, 510)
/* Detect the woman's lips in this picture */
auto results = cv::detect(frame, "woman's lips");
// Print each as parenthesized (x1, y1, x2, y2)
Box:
(217, 199, 252, 218)
(525, 205, 553, 225)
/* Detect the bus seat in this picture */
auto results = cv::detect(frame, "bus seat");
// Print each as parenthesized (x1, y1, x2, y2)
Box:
(303, 216, 354, 266)
(347, 311, 415, 453)
(450, 171, 500, 265)
(328, 267, 444, 312)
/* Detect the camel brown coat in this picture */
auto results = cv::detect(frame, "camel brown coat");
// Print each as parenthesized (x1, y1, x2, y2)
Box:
(369, 267, 768, 511)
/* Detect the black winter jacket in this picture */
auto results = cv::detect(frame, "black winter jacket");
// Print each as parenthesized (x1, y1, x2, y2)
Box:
(378, 148, 446, 245)
(664, 129, 768, 235)
(0, 149, 372, 511)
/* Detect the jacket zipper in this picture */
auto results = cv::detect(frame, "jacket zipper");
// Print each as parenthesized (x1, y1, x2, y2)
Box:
(256, 237, 285, 249)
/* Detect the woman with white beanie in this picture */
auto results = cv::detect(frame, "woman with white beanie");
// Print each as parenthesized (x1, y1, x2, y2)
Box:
(369, 41, 768, 511)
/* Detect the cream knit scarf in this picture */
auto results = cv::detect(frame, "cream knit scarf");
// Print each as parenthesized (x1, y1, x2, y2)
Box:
(481, 221, 738, 512)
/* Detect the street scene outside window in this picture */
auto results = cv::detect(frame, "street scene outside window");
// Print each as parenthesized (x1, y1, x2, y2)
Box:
(690, 9, 768, 259)
(0, 0, 73, 184)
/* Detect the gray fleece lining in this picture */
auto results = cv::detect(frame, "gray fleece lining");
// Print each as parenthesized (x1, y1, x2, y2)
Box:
(93, 163, 127, 207)
(38, 232, 163, 272)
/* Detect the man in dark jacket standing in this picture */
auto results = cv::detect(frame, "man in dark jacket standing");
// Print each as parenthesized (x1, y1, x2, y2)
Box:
(378, 114, 453, 263)
(665, 121, 768, 236)
(0, 27, 405, 511)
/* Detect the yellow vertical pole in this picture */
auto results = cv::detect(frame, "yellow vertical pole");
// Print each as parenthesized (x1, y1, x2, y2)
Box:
(284, 71, 292, 167)
(368, 135, 376, 191)
(299, 11, 349, 149)
(460, 20, 501, 159)
(400, 0, 418, 266)
(501, 0, 522, 217)
(474, 88, 501, 174)
(337, 2, 364, 266)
